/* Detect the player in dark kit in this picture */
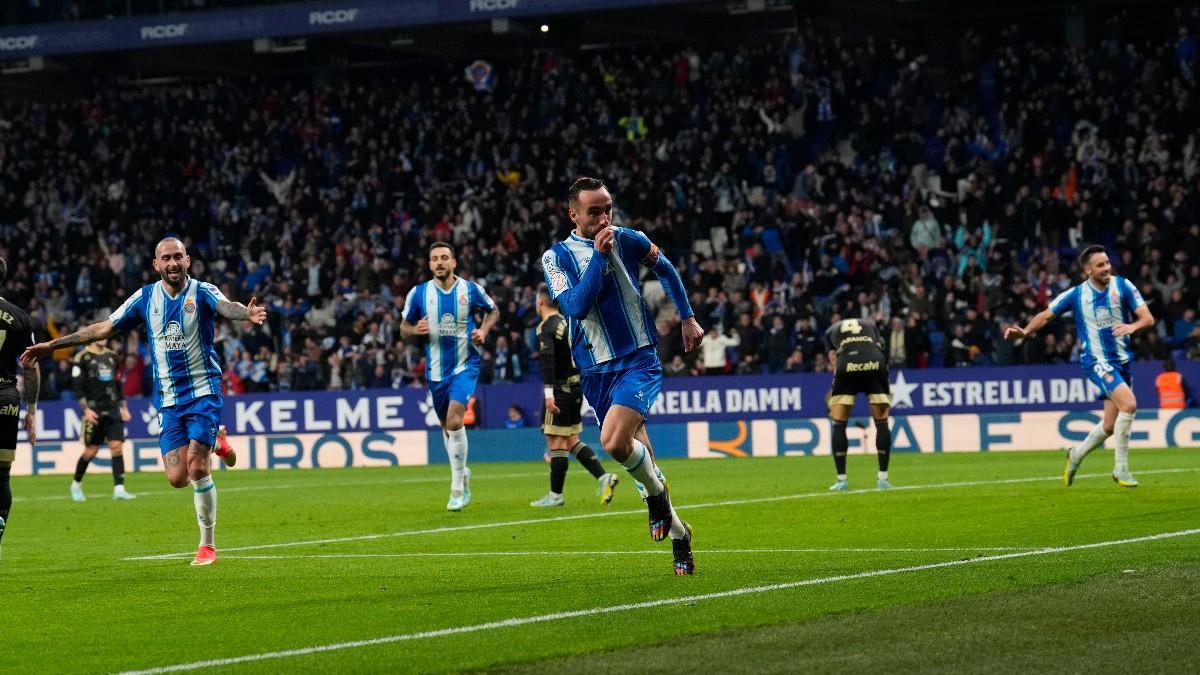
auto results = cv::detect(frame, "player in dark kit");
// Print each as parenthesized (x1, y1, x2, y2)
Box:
(69, 341, 136, 501)
(530, 288, 620, 507)
(824, 317, 893, 491)
(0, 258, 39, 560)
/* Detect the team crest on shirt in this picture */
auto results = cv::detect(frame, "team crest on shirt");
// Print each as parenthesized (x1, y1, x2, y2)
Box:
(458, 295, 468, 306)
(162, 321, 186, 351)
(184, 299, 196, 314)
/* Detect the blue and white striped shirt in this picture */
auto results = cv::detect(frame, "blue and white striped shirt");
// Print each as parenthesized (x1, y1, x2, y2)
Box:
(108, 278, 226, 409)
(402, 277, 497, 382)
(541, 227, 693, 373)
(1048, 275, 1145, 366)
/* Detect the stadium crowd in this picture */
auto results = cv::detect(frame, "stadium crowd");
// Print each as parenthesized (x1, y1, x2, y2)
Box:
(2, 7, 1200, 399)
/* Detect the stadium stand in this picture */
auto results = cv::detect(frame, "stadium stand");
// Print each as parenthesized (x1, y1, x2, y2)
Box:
(2, 6, 1199, 398)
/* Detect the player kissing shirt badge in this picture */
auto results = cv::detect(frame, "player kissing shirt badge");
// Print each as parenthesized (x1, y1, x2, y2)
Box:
(184, 299, 196, 314)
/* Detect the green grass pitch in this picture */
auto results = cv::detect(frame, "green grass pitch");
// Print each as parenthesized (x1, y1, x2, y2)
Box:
(2, 448, 1198, 673)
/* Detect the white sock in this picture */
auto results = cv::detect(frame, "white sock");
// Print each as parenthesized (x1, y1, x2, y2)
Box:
(191, 475, 217, 548)
(877, 471, 888, 481)
(1113, 412, 1134, 473)
(446, 428, 468, 493)
(620, 442, 688, 540)
(837, 473, 847, 481)
(620, 440, 664, 496)
(1069, 422, 1111, 463)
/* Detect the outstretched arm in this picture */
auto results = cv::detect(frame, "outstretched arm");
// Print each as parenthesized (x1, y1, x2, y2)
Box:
(22, 320, 115, 364)
(1005, 309, 1055, 342)
(217, 297, 267, 325)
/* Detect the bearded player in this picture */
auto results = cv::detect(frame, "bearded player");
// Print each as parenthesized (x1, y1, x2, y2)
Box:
(541, 177, 703, 575)
(400, 242, 499, 512)
(22, 237, 265, 565)
(1005, 245, 1154, 487)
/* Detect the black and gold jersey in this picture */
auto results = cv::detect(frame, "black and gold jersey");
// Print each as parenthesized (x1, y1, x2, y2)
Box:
(0, 297, 35, 388)
(537, 313, 578, 388)
(73, 348, 124, 414)
(824, 318, 886, 365)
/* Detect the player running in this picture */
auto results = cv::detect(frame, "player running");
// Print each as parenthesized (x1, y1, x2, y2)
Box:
(22, 237, 265, 565)
(1005, 245, 1154, 487)
(69, 340, 136, 501)
(824, 317, 894, 491)
(541, 177, 703, 575)
(400, 242, 499, 512)
(529, 287, 620, 508)
(0, 257, 39, 561)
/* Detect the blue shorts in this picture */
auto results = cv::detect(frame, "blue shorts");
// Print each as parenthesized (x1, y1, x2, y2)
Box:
(158, 394, 222, 456)
(429, 368, 478, 422)
(580, 351, 663, 427)
(1086, 361, 1132, 401)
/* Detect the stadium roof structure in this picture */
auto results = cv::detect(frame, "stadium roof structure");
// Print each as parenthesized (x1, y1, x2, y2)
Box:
(0, 0, 722, 59)
(0, 0, 1176, 84)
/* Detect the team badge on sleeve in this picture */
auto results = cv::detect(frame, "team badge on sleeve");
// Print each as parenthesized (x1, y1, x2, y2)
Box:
(544, 252, 569, 295)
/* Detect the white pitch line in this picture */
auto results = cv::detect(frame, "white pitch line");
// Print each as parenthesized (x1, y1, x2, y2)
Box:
(125, 467, 1200, 561)
(213, 546, 1038, 560)
(114, 527, 1200, 675)
(16, 472, 544, 503)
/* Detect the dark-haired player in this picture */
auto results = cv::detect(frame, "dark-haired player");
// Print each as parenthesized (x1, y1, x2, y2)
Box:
(825, 317, 893, 491)
(541, 176, 703, 575)
(400, 242, 499, 511)
(1006, 245, 1154, 487)
(529, 287, 619, 507)
(23, 237, 266, 566)
(69, 340, 136, 501)
(0, 257, 39, 560)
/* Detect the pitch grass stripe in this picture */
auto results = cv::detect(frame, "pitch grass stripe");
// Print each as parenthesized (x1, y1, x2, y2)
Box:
(115, 527, 1200, 675)
(17, 472, 544, 503)
(125, 467, 1200, 561)
(214, 546, 1040, 560)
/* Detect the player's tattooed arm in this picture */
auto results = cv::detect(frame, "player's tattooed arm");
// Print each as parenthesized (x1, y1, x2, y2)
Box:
(22, 320, 115, 364)
(49, 320, 115, 350)
(21, 360, 39, 407)
(217, 297, 267, 325)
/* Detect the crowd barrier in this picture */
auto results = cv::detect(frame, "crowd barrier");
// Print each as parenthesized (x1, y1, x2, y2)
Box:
(9, 359, 1197, 475)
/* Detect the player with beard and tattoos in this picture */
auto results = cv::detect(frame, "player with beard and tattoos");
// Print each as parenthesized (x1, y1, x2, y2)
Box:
(22, 238, 266, 565)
